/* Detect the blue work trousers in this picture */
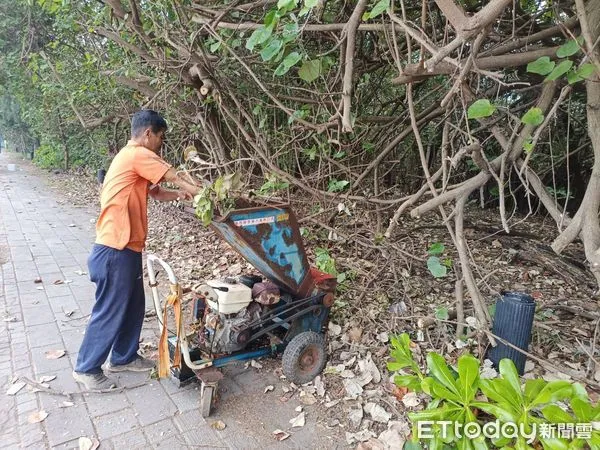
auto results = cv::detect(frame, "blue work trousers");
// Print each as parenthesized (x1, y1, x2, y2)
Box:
(75, 244, 145, 374)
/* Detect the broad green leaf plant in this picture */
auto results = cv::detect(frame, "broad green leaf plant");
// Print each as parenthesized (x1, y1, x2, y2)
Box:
(388, 334, 599, 449)
(193, 172, 242, 226)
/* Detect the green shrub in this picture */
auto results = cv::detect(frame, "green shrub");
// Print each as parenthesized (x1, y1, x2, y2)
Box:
(33, 144, 63, 169)
(388, 333, 600, 449)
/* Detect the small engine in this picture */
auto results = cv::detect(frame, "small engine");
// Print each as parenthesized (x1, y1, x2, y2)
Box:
(196, 277, 279, 353)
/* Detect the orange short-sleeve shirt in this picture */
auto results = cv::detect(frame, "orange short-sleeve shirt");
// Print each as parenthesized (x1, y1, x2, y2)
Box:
(95, 141, 171, 252)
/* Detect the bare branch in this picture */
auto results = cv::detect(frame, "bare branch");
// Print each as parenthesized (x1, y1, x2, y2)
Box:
(341, 0, 369, 132)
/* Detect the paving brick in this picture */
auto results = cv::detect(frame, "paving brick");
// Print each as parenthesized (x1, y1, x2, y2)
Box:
(142, 418, 179, 445)
(25, 322, 63, 349)
(57, 328, 86, 354)
(181, 425, 226, 448)
(94, 407, 140, 440)
(21, 304, 56, 327)
(17, 422, 45, 447)
(18, 291, 49, 309)
(126, 382, 177, 426)
(173, 409, 208, 432)
(47, 294, 80, 316)
(15, 399, 38, 418)
(169, 389, 202, 413)
(107, 429, 149, 449)
(85, 391, 130, 418)
(37, 263, 62, 275)
(30, 344, 72, 374)
(44, 402, 95, 447)
(153, 437, 190, 449)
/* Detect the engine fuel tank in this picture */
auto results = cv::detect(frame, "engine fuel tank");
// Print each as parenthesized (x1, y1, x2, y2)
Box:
(201, 280, 252, 314)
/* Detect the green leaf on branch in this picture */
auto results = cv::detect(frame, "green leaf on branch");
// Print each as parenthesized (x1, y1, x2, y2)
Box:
(245, 25, 274, 51)
(428, 242, 445, 256)
(527, 56, 555, 75)
(260, 38, 283, 61)
(363, 0, 389, 20)
(435, 307, 449, 320)
(327, 179, 349, 192)
(274, 52, 302, 76)
(556, 39, 580, 58)
(577, 63, 596, 79)
(521, 107, 544, 126)
(277, 0, 298, 9)
(567, 63, 597, 84)
(281, 23, 299, 43)
(523, 137, 534, 153)
(546, 60, 573, 81)
(427, 256, 447, 278)
(298, 59, 321, 82)
(304, 0, 318, 7)
(467, 99, 496, 119)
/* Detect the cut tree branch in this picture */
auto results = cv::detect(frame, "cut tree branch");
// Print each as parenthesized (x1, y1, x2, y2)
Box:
(341, 0, 369, 132)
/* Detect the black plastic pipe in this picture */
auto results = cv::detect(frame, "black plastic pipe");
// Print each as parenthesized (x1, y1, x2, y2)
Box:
(488, 291, 536, 375)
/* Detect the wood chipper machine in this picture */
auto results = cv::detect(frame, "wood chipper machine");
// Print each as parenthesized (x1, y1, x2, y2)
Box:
(147, 202, 337, 416)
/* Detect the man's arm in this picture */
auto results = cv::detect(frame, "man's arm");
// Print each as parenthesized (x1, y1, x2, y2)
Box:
(164, 168, 202, 195)
(148, 168, 202, 202)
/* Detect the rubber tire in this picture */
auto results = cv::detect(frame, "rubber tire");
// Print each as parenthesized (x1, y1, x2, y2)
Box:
(200, 385, 214, 418)
(282, 331, 327, 385)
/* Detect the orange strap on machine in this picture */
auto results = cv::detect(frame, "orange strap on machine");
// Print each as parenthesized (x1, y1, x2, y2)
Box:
(158, 283, 183, 378)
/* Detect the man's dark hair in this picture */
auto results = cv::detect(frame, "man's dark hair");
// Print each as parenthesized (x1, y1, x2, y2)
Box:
(131, 110, 168, 137)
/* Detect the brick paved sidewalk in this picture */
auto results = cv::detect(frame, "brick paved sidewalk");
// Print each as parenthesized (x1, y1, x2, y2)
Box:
(0, 152, 342, 449)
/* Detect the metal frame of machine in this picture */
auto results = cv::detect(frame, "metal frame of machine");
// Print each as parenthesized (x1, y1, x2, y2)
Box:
(147, 203, 336, 416)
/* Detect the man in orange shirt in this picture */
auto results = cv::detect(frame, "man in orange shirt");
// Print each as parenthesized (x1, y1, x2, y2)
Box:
(73, 110, 201, 390)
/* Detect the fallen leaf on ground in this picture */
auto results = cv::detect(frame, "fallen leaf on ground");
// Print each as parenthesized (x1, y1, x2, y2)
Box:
(328, 322, 342, 336)
(64, 310, 75, 317)
(2, 316, 17, 322)
(364, 402, 392, 423)
(53, 279, 64, 285)
(392, 385, 408, 401)
(74, 270, 87, 276)
(6, 382, 26, 396)
(78, 437, 100, 450)
(28, 410, 48, 423)
(60, 401, 75, 408)
(36, 287, 44, 290)
(348, 327, 363, 343)
(45, 349, 66, 359)
(211, 420, 226, 430)
(264, 385, 274, 393)
(289, 411, 305, 428)
(402, 392, 420, 407)
(34, 277, 42, 283)
(250, 360, 263, 369)
(346, 430, 376, 445)
(295, 406, 303, 412)
(68, 224, 76, 227)
(357, 438, 385, 450)
(314, 376, 325, 397)
(38, 375, 56, 383)
(348, 408, 363, 429)
(299, 392, 317, 405)
(359, 353, 381, 384)
(344, 378, 364, 398)
(273, 430, 290, 441)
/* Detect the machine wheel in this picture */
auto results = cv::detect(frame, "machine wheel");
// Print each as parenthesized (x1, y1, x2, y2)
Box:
(282, 331, 327, 385)
(200, 385, 214, 418)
